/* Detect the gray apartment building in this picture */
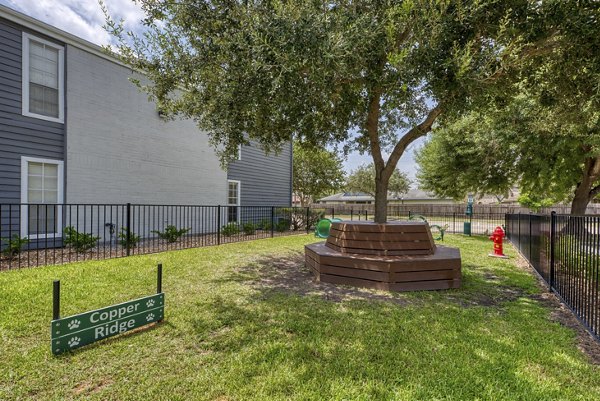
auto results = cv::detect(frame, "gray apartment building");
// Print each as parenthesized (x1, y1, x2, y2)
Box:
(0, 5, 291, 242)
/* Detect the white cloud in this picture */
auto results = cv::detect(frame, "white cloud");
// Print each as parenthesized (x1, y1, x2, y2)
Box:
(0, 0, 145, 46)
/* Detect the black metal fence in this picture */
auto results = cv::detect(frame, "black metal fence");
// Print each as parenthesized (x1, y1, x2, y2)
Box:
(506, 213, 599, 340)
(322, 204, 505, 236)
(0, 204, 323, 270)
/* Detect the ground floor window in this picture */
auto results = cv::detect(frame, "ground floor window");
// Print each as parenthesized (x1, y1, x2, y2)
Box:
(20, 156, 63, 238)
(227, 180, 240, 223)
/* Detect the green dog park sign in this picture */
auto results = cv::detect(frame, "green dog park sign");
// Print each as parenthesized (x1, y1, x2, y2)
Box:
(51, 264, 164, 355)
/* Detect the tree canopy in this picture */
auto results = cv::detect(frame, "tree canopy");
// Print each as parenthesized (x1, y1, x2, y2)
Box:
(293, 143, 345, 207)
(105, 0, 544, 222)
(346, 163, 410, 199)
(416, 1, 600, 214)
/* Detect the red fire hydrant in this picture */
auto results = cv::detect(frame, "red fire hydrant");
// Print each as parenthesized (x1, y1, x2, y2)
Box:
(489, 226, 508, 258)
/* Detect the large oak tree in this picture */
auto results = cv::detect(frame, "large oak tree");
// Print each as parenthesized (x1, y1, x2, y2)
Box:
(105, 0, 532, 222)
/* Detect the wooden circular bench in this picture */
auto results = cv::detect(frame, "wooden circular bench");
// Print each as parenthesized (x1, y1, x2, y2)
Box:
(305, 221, 461, 292)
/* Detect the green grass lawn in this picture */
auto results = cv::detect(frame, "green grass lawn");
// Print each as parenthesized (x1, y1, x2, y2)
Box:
(1, 235, 599, 400)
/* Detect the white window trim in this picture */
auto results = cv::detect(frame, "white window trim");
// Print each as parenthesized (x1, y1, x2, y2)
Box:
(227, 179, 241, 223)
(20, 156, 64, 239)
(237, 144, 242, 161)
(22, 32, 65, 124)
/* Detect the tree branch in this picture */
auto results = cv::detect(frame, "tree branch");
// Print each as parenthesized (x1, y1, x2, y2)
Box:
(384, 105, 442, 175)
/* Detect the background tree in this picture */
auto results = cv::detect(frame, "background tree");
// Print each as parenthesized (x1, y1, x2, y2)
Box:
(346, 163, 410, 200)
(293, 142, 345, 207)
(105, 0, 532, 222)
(416, 1, 600, 215)
(416, 95, 600, 214)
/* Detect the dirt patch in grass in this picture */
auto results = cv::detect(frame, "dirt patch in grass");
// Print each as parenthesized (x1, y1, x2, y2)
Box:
(73, 378, 113, 395)
(240, 251, 411, 305)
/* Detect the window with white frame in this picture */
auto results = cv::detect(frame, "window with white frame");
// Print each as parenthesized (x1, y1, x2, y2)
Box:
(22, 33, 64, 123)
(21, 157, 64, 238)
(227, 180, 240, 223)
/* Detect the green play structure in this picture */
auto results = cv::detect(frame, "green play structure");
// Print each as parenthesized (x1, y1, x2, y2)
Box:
(408, 213, 446, 241)
(314, 218, 343, 238)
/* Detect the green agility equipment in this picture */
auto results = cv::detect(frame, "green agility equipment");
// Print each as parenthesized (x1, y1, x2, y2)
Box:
(408, 214, 445, 241)
(314, 218, 342, 238)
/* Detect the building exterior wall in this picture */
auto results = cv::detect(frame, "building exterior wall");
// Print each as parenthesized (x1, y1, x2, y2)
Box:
(227, 140, 292, 207)
(0, 18, 65, 204)
(65, 45, 226, 206)
(1, 5, 293, 244)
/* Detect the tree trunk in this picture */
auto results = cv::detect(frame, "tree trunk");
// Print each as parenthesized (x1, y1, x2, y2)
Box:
(570, 191, 590, 215)
(374, 172, 389, 223)
(570, 156, 600, 215)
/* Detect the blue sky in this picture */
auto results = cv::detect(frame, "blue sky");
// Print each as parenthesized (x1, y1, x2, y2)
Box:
(1, 0, 422, 183)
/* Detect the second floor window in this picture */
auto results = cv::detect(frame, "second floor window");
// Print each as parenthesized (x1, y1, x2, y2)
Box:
(22, 33, 64, 123)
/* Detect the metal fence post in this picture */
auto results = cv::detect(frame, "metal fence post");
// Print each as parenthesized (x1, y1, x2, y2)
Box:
(126, 202, 131, 256)
(469, 212, 472, 237)
(518, 213, 521, 251)
(453, 212, 456, 234)
(306, 207, 310, 234)
(350, 209, 353, 221)
(529, 212, 532, 260)
(550, 211, 556, 288)
(271, 206, 275, 238)
(217, 206, 221, 245)
(331, 207, 335, 219)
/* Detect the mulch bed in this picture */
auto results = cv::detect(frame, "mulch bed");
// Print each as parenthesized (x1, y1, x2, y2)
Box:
(0, 230, 305, 270)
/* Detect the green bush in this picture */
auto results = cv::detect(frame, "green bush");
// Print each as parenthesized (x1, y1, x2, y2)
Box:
(275, 208, 325, 231)
(554, 234, 600, 280)
(118, 227, 140, 248)
(242, 222, 256, 235)
(257, 219, 272, 231)
(152, 225, 190, 243)
(221, 222, 240, 237)
(1, 235, 29, 259)
(276, 219, 290, 232)
(63, 226, 100, 252)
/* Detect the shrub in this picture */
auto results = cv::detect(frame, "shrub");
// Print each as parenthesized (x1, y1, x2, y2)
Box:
(118, 227, 140, 248)
(276, 219, 290, 232)
(275, 208, 325, 231)
(152, 225, 190, 243)
(63, 226, 100, 252)
(1, 235, 29, 259)
(257, 219, 272, 231)
(221, 222, 240, 237)
(242, 222, 256, 235)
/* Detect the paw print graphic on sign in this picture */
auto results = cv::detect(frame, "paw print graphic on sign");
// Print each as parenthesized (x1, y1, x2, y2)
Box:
(67, 319, 80, 330)
(68, 337, 81, 348)
(146, 313, 155, 322)
(146, 299, 155, 308)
